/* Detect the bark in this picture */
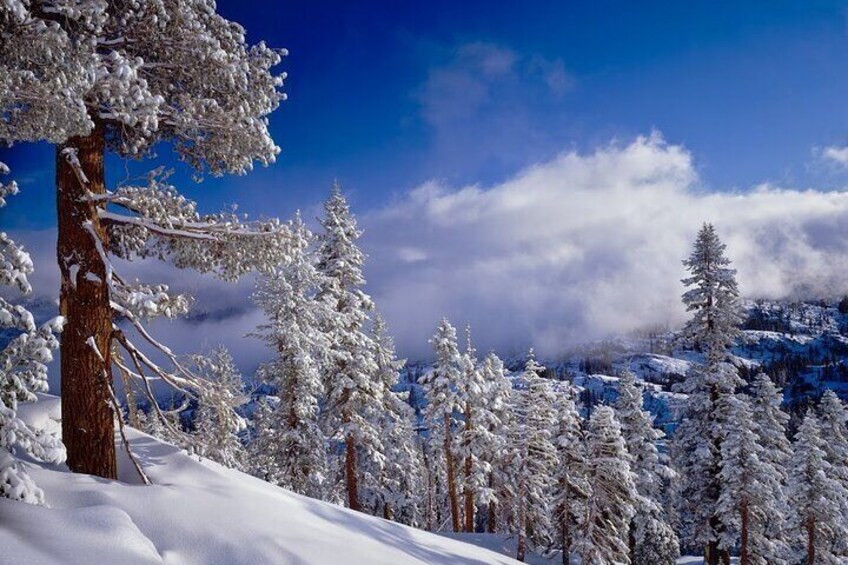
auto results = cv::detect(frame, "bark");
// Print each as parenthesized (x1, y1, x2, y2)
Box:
(57, 120, 117, 479)
(561, 519, 570, 565)
(806, 515, 815, 565)
(486, 471, 497, 533)
(444, 413, 461, 532)
(463, 401, 474, 532)
(516, 476, 527, 562)
(739, 500, 749, 565)
(343, 403, 361, 511)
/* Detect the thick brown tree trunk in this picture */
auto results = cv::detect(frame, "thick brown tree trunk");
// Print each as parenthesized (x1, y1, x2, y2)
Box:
(444, 413, 461, 532)
(343, 405, 361, 511)
(57, 121, 117, 479)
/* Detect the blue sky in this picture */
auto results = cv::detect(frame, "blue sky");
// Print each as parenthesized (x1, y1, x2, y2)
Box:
(5, 1, 848, 361)
(4, 0, 848, 229)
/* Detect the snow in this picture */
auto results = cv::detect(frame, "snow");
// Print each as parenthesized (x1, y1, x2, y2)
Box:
(3, 395, 517, 565)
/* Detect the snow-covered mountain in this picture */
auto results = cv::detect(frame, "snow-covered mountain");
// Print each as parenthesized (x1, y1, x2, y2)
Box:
(399, 298, 848, 432)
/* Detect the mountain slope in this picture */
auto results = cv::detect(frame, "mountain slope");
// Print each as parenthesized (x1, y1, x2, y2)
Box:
(0, 395, 516, 565)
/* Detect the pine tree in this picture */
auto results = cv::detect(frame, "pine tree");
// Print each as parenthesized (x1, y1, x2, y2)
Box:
(367, 314, 423, 525)
(251, 214, 329, 499)
(614, 371, 679, 564)
(509, 351, 558, 562)
(576, 405, 639, 565)
(316, 183, 383, 511)
(190, 346, 247, 470)
(420, 318, 463, 532)
(479, 351, 514, 534)
(456, 325, 500, 533)
(674, 223, 743, 565)
(816, 390, 848, 557)
(786, 414, 848, 565)
(0, 164, 65, 504)
(1, 1, 290, 478)
(749, 372, 792, 556)
(717, 394, 788, 565)
(552, 383, 590, 565)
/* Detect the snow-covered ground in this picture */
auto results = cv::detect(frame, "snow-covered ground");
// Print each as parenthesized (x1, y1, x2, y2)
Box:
(2, 394, 729, 564)
(1, 395, 517, 565)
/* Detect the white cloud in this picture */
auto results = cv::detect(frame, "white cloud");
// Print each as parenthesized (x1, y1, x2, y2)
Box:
(364, 133, 848, 359)
(822, 145, 848, 166)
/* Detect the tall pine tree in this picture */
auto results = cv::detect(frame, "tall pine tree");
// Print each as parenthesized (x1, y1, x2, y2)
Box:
(674, 223, 743, 565)
(317, 183, 383, 511)
(251, 214, 328, 499)
(0, 0, 290, 478)
(420, 318, 463, 531)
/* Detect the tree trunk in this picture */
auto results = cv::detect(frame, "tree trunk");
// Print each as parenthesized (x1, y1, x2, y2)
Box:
(463, 401, 474, 532)
(444, 413, 461, 532)
(806, 515, 815, 565)
(516, 477, 526, 562)
(57, 121, 117, 479)
(486, 471, 497, 533)
(343, 405, 361, 512)
(561, 518, 570, 565)
(628, 519, 636, 562)
(739, 500, 749, 565)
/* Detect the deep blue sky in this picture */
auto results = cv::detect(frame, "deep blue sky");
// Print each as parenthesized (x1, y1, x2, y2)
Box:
(4, 0, 848, 229)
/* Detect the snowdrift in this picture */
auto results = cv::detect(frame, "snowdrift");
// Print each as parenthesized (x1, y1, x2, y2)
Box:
(0, 395, 517, 565)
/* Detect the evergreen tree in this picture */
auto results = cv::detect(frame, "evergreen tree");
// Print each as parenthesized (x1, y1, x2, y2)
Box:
(717, 394, 788, 565)
(0, 0, 290, 478)
(614, 371, 679, 564)
(190, 346, 247, 470)
(480, 351, 514, 534)
(552, 383, 590, 565)
(786, 414, 848, 564)
(420, 318, 463, 532)
(509, 351, 558, 562)
(749, 372, 792, 556)
(576, 405, 639, 565)
(456, 325, 499, 532)
(0, 164, 65, 504)
(367, 314, 423, 525)
(817, 390, 848, 556)
(674, 223, 743, 565)
(317, 183, 383, 511)
(251, 214, 328, 499)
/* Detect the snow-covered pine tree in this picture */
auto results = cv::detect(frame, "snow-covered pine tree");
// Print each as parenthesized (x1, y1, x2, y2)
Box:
(717, 394, 788, 565)
(786, 413, 848, 565)
(190, 346, 247, 470)
(509, 351, 558, 562)
(316, 183, 383, 512)
(456, 325, 499, 533)
(0, 1, 291, 478)
(674, 223, 743, 565)
(817, 389, 848, 557)
(749, 372, 792, 556)
(420, 318, 463, 532)
(479, 351, 514, 534)
(251, 213, 329, 499)
(613, 371, 679, 565)
(367, 313, 423, 525)
(576, 405, 639, 565)
(0, 163, 65, 504)
(552, 382, 590, 565)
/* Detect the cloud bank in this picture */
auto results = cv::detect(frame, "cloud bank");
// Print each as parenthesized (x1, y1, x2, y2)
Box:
(363, 134, 848, 359)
